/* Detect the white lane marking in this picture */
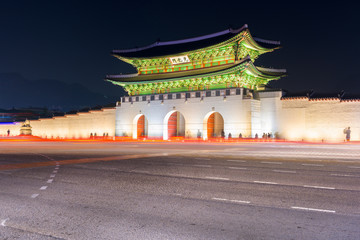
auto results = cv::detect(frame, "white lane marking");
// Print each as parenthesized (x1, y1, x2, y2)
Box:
(227, 160, 246, 163)
(212, 197, 228, 201)
(302, 164, 324, 167)
(47, 179, 53, 183)
(229, 199, 251, 204)
(162, 153, 168, 156)
(195, 158, 211, 161)
(31, 194, 39, 198)
(348, 166, 360, 169)
(193, 164, 212, 168)
(53, 170, 58, 173)
(330, 173, 355, 177)
(303, 185, 335, 190)
(173, 193, 182, 196)
(228, 167, 247, 170)
(337, 160, 355, 163)
(50, 174, 56, 178)
(291, 206, 336, 213)
(212, 197, 250, 204)
(1, 218, 9, 227)
(205, 176, 229, 181)
(55, 167, 59, 170)
(254, 181, 278, 185)
(261, 161, 283, 165)
(40, 186, 48, 190)
(273, 170, 296, 173)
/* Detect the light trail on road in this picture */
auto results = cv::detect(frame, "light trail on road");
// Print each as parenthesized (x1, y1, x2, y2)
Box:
(0, 141, 359, 240)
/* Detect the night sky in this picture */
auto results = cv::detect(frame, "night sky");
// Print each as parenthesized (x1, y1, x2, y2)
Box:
(0, 1, 358, 111)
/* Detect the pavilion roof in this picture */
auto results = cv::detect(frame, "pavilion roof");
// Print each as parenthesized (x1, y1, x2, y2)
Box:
(112, 25, 280, 59)
(106, 57, 286, 86)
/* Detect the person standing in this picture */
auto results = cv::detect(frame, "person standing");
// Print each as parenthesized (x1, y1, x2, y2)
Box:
(345, 127, 351, 142)
(7, 129, 10, 136)
(197, 129, 201, 139)
(221, 129, 225, 138)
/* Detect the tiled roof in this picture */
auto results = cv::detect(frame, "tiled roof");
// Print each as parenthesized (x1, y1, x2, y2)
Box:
(106, 57, 285, 85)
(106, 61, 244, 83)
(112, 25, 280, 58)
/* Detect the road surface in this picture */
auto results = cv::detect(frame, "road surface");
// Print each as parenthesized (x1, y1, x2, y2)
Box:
(1, 141, 359, 239)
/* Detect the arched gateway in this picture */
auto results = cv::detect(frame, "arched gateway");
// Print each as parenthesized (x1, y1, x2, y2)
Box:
(163, 110, 185, 140)
(203, 112, 224, 139)
(133, 114, 148, 139)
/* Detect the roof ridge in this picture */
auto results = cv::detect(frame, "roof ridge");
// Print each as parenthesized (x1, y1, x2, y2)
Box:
(113, 25, 248, 54)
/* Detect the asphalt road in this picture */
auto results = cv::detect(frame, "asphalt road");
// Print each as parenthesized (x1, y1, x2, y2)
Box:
(0, 141, 359, 240)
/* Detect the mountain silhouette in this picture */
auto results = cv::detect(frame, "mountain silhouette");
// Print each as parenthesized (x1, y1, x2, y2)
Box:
(0, 73, 120, 111)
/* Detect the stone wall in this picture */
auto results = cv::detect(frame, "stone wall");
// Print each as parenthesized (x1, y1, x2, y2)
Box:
(279, 99, 360, 141)
(258, 91, 283, 136)
(4, 89, 358, 142)
(0, 108, 116, 139)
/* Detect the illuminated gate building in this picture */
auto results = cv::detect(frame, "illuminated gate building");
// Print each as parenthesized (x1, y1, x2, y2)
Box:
(2, 25, 360, 141)
(106, 25, 286, 139)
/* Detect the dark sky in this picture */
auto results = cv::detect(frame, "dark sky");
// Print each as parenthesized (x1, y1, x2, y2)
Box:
(0, 1, 358, 110)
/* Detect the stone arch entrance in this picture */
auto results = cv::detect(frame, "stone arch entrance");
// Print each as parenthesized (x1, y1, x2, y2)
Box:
(203, 111, 224, 139)
(163, 110, 186, 140)
(133, 114, 148, 139)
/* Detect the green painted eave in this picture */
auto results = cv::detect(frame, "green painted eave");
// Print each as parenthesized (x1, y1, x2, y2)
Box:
(107, 59, 248, 86)
(106, 57, 285, 87)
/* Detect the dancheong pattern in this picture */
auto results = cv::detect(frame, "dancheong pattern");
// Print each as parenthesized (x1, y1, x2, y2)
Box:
(106, 25, 286, 95)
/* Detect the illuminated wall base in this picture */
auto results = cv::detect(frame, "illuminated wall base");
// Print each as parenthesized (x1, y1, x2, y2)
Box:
(3, 89, 358, 142)
(280, 99, 360, 142)
(116, 88, 282, 140)
(0, 108, 116, 139)
(0, 88, 282, 140)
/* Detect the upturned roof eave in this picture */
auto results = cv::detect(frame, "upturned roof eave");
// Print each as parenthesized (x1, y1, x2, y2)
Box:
(111, 38, 239, 61)
(113, 25, 248, 54)
(254, 66, 287, 78)
(241, 30, 281, 53)
(111, 26, 280, 61)
(243, 60, 286, 80)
